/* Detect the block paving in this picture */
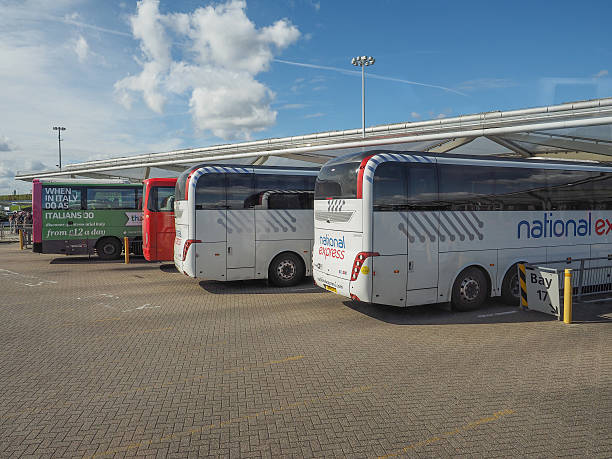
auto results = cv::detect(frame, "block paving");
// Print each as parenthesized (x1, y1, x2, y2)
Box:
(0, 243, 611, 457)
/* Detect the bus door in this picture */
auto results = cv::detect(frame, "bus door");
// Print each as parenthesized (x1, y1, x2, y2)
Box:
(371, 163, 408, 306)
(225, 173, 255, 280)
(194, 173, 227, 280)
(406, 163, 439, 304)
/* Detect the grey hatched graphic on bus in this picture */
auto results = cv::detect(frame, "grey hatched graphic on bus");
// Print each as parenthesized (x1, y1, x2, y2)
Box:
(263, 210, 297, 232)
(327, 199, 346, 212)
(397, 211, 484, 242)
(215, 211, 253, 234)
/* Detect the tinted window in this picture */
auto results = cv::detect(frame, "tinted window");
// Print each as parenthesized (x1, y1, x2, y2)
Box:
(227, 173, 254, 209)
(315, 162, 360, 199)
(251, 173, 316, 207)
(86, 188, 139, 210)
(407, 164, 438, 209)
(373, 162, 407, 211)
(195, 173, 225, 209)
(439, 165, 497, 211)
(266, 192, 314, 209)
(591, 173, 612, 210)
(495, 167, 547, 211)
(42, 186, 82, 210)
(545, 169, 594, 211)
(147, 186, 175, 212)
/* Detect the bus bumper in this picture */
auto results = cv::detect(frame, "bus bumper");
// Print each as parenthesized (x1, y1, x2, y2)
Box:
(313, 269, 351, 298)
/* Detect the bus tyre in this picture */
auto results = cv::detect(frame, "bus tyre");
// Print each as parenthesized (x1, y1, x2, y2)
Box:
(451, 267, 488, 311)
(96, 237, 122, 260)
(269, 253, 305, 287)
(501, 264, 521, 305)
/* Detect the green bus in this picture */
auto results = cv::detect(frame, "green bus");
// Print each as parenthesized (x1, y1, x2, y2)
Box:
(32, 178, 143, 259)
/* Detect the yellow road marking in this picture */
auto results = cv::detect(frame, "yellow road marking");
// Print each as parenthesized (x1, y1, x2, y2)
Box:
(377, 409, 515, 458)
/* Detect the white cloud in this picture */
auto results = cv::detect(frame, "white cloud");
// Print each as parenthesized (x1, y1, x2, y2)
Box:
(0, 135, 16, 152)
(410, 112, 420, 119)
(304, 112, 324, 118)
(74, 35, 89, 62)
(115, 0, 300, 140)
(594, 69, 608, 78)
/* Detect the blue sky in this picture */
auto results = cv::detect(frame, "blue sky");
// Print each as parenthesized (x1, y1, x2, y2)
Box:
(0, 0, 611, 194)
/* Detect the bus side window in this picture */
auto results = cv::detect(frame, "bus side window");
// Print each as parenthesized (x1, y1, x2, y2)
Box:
(495, 167, 547, 211)
(592, 173, 612, 210)
(406, 163, 438, 209)
(545, 169, 594, 211)
(267, 192, 313, 209)
(439, 165, 496, 211)
(373, 162, 407, 211)
(195, 173, 226, 209)
(227, 173, 254, 209)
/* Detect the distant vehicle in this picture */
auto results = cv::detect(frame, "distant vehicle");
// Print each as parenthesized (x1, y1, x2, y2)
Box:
(313, 150, 612, 310)
(142, 178, 177, 261)
(174, 164, 318, 286)
(32, 178, 143, 259)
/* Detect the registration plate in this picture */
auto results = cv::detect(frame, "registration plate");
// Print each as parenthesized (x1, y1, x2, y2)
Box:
(324, 285, 337, 293)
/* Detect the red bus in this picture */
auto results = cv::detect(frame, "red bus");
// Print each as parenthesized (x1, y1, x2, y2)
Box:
(142, 178, 177, 261)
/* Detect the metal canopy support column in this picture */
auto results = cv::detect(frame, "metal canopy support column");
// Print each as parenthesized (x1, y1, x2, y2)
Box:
(424, 137, 475, 153)
(486, 135, 534, 157)
(251, 156, 268, 165)
(143, 167, 150, 180)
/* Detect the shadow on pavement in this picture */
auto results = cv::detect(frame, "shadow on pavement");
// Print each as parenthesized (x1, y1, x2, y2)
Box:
(50, 255, 148, 264)
(571, 298, 612, 324)
(344, 299, 561, 325)
(159, 264, 179, 273)
(199, 278, 322, 295)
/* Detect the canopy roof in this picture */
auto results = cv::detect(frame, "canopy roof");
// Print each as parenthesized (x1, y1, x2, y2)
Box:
(16, 97, 612, 183)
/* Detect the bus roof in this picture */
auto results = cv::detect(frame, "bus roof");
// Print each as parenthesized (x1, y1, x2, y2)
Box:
(324, 149, 612, 171)
(34, 178, 135, 185)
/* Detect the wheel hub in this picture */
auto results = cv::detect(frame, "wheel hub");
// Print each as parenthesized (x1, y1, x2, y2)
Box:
(277, 260, 296, 280)
(459, 277, 480, 302)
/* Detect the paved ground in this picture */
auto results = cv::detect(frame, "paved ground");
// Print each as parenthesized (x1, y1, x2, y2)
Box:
(0, 242, 611, 458)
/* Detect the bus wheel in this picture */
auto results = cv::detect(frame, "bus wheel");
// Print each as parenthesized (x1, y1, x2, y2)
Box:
(96, 237, 122, 260)
(269, 253, 304, 287)
(451, 267, 488, 311)
(501, 264, 521, 305)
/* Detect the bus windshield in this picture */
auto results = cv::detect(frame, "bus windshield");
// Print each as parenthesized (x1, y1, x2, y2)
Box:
(315, 162, 361, 199)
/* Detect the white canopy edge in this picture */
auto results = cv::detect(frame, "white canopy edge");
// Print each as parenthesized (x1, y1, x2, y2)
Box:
(16, 97, 612, 181)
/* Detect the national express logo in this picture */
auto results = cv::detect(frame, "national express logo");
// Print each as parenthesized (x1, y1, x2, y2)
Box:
(517, 213, 612, 239)
(318, 234, 345, 259)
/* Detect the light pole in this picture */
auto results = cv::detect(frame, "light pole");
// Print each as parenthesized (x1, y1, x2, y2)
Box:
(52, 126, 66, 170)
(351, 55, 375, 138)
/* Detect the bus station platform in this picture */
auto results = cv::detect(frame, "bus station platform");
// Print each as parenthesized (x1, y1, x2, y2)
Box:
(1, 243, 610, 457)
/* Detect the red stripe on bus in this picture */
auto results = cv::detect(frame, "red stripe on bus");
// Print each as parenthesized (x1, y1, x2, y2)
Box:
(356, 154, 376, 199)
(184, 169, 197, 200)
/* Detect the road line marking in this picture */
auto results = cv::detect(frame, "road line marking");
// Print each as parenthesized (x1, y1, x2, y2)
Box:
(576, 296, 612, 303)
(477, 311, 518, 318)
(0, 268, 58, 287)
(377, 409, 515, 458)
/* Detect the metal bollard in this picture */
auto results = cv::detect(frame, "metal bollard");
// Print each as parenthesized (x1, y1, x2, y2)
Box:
(19, 229, 24, 250)
(124, 237, 130, 264)
(564, 269, 572, 324)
